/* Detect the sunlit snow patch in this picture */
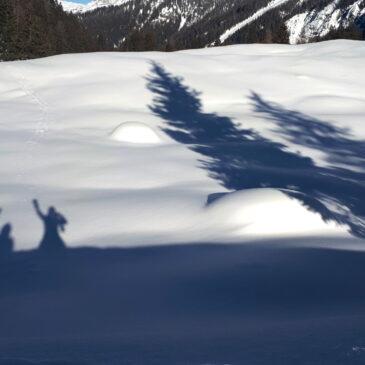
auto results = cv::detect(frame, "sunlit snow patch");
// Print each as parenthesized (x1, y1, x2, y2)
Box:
(111, 122, 162, 144)
(206, 189, 347, 239)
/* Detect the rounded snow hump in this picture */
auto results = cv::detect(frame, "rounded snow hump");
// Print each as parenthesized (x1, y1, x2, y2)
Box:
(111, 122, 162, 144)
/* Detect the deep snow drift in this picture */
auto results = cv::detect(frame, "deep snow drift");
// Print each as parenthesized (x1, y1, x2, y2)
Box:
(0, 40, 364, 250)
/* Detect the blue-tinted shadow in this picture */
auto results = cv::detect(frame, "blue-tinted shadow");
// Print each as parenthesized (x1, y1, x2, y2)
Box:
(147, 62, 365, 237)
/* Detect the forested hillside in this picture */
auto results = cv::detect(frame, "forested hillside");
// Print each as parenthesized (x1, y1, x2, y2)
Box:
(1, 0, 364, 60)
(77, 0, 365, 51)
(0, 0, 99, 60)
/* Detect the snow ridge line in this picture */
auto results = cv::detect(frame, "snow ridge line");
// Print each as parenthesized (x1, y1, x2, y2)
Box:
(219, 0, 291, 44)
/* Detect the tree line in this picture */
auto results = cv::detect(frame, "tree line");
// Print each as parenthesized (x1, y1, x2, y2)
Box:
(1, 0, 364, 60)
(0, 0, 100, 61)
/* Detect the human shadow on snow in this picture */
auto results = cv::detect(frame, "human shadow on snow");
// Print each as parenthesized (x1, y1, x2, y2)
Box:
(147, 62, 365, 237)
(32, 199, 67, 253)
(1, 65, 365, 363)
(1, 201, 365, 363)
(0, 200, 67, 262)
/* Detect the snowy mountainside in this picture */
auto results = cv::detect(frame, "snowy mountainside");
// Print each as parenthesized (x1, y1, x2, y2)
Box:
(218, 0, 292, 44)
(286, 0, 365, 44)
(59, 1, 85, 13)
(0, 40, 364, 250)
(78, 0, 232, 50)
(60, 0, 130, 13)
(215, 0, 365, 45)
(61, 0, 365, 50)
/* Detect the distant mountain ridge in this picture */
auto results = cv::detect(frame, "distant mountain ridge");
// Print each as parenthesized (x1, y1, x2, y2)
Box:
(60, 0, 365, 51)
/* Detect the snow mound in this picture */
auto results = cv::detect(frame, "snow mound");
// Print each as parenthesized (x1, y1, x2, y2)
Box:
(111, 122, 162, 144)
(206, 189, 345, 238)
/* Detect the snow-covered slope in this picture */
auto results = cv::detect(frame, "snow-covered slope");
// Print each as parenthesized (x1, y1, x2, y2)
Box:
(0, 41, 364, 250)
(219, 0, 291, 43)
(286, 0, 365, 44)
(60, 0, 130, 13)
(59, 0, 85, 13)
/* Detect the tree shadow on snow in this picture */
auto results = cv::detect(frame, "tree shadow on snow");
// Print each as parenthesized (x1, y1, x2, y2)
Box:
(1, 200, 365, 363)
(250, 92, 365, 235)
(147, 62, 365, 237)
(250, 92, 365, 174)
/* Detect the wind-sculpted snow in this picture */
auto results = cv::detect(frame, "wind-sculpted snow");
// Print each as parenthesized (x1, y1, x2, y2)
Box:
(0, 41, 364, 250)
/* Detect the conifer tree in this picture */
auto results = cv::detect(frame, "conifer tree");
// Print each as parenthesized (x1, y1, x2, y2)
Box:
(0, 0, 15, 60)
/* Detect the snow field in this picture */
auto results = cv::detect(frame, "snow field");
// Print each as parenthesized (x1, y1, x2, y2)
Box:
(0, 41, 364, 250)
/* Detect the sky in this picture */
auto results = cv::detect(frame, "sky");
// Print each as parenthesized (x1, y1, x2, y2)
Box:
(74, 0, 90, 3)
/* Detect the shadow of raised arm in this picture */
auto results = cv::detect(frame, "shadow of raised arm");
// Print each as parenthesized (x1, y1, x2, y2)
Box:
(33, 199, 45, 220)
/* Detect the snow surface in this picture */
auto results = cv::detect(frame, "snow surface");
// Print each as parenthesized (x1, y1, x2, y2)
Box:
(206, 189, 345, 238)
(0, 40, 365, 250)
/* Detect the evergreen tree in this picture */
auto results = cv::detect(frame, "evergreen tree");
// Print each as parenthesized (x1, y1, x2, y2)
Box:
(0, 0, 16, 60)
(1, 0, 100, 61)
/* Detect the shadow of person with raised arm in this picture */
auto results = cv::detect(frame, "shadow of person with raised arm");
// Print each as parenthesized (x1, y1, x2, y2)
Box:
(0, 209, 14, 260)
(147, 62, 365, 237)
(33, 199, 67, 252)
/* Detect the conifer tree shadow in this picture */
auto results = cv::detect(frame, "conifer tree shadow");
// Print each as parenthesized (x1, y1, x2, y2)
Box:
(33, 199, 67, 252)
(250, 92, 365, 236)
(147, 63, 365, 237)
(250, 92, 365, 178)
